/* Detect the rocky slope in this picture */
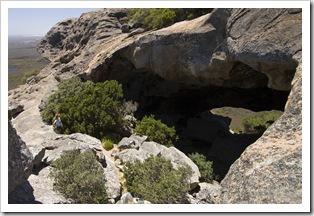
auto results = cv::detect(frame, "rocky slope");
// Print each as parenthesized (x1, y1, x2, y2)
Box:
(8, 116, 33, 194)
(8, 8, 302, 204)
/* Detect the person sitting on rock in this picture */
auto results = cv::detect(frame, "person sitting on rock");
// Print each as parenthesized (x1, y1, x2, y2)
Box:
(53, 113, 63, 133)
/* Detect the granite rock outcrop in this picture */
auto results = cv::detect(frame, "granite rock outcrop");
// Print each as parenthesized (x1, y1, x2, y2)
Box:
(8, 8, 302, 204)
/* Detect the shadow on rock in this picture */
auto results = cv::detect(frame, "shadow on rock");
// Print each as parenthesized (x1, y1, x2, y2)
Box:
(32, 160, 49, 176)
(8, 180, 42, 204)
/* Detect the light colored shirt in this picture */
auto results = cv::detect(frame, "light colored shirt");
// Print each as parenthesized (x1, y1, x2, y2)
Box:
(54, 117, 62, 127)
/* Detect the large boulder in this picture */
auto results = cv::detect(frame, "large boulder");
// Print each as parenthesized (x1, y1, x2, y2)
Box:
(218, 56, 302, 204)
(8, 120, 33, 194)
(227, 8, 301, 91)
(42, 133, 103, 164)
(195, 182, 222, 204)
(102, 155, 121, 200)
(116, 137, 201, 190)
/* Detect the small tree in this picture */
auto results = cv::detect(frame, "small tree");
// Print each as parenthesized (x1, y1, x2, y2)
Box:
(124, 155, 192, 204)
(41, 77, 126, 139)
(59, 80, 126, 138)
(135, 115, 178, 147)
(41, 77, 93, 124)
(50, 149, 108, 204)
(188, 152, 216, 183)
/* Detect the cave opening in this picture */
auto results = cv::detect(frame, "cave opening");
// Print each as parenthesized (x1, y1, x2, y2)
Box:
(90, 57, 291, 181)
(127, 84, 288, 181)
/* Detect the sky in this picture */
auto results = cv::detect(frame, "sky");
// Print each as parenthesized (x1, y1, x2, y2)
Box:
(8, 8, 101, 36)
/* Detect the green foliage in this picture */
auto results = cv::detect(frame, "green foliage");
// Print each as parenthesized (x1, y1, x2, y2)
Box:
(124, 155, 192, 204)
(188, 152, 216, 183)
(242, 110, 282, 134)
(102, 138, 114, 151)
(41, 77, 92, 124)
(41, 77, 126, 139)
(21, 69, 39, 83)
(135, 115, 178, 147)
(50, 149, 108, 204)
(129, 8, 212, 30)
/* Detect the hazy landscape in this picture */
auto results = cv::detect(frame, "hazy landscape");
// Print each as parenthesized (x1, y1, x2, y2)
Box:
(8, 36, 50, 90)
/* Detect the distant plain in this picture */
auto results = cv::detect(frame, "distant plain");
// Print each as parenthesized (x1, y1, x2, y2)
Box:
(8, 36, 50, 90)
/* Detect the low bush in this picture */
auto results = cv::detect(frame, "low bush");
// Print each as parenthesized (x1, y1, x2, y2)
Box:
(50, 149, 108, 204)
(188, 152, 216, 183)
(123, 155, 192, 204)
(242, 110, 282, 134)
(129, 8, 213, 30)
(102, 138, 114, 151)
(135, 115, 178, 147)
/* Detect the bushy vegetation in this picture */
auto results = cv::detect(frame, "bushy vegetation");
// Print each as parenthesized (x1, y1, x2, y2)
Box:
(21, 69, 39, 83)
(135, 115, 178, 147)
(41, 77, 93, 124)
(242, 110, 282, 134)
(123, 155, 192, 204)
(102, 138, 114, 151)
(50, 149, 108, 204)
(188, 152, 216, 183)
(129, 8, 213, 30)
(41, 77, 126, 139)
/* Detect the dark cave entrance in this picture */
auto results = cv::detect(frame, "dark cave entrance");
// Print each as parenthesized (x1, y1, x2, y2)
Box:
(126, 84, 288, 181)
(90, 58, 291, 181)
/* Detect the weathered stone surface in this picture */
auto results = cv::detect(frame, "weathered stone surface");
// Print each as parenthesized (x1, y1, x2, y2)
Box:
(117, 192, 134, 204)
(140, 141, 168, 157)
(227, 8, 301, 91)
(219, 57, 302, 204)
(116, 192, 151, 204)
(103, 155, 121, 200)
(116, 148, 144, 163)
(8, 120, 33, 194)
(27, 145, 46, 166)
(120, 9, 243, 88)
(9, 166, 70, 204)
(159, 146, 200, 190)
(42, 133, 103, 164)
(8, 103, 24, 118)
(116, 139, 200, 190)
(37, 9, 130, 80)
(121, 24, 130, 33)
(117, 137, 136, 150)
(129, 134, 147, 147)
(195, 182, 222, 204)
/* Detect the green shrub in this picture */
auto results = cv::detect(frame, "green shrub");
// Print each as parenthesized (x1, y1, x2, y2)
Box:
(41, 77, 92, 124)
(135, 115, 178, 147)
(41, 77, 126, 139)
(50, 149, 108, 204)
(102, 138, 114, 151)
(242, 110, 282, 134)
(129, 8, 212, 30)
(124, 155, 192, 204)
(188, 152, 216, 183)
(21, 69, 39, 83)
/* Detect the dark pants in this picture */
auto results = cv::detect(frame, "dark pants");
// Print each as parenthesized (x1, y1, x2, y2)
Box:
(54, 125, 63, 133)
